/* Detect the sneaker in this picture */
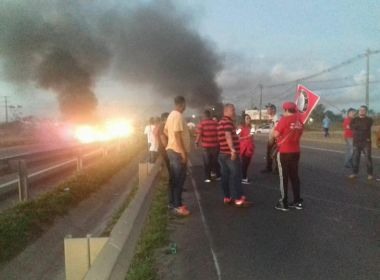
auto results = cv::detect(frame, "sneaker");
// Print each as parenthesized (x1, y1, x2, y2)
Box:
(368, 175, 374, 181)
(234, 197, 252, 207)
(204, 179, 212, 183)
(289, 201, 303, 210)
(223, 197, 233, 204)
(214, 177, 221, 181)
(275, 201, 289, 212)
(173, 206, 190, 216)
(241, 178, 250, 184)
(348, 174, 357, 179)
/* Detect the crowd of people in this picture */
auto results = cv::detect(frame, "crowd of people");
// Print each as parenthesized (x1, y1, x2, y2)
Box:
(144, 96, 379, 216)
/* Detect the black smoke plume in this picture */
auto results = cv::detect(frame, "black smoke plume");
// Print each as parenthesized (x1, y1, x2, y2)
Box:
(0, 0, 222, 120)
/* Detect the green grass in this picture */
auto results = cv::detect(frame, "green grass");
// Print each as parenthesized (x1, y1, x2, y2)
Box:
(0, 142, 143, 263)
(126, 178, 169, 280)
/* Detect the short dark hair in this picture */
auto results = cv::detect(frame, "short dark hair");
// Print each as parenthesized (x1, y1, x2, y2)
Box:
(360, 105, 368, 111)
(161, 112, 169, 120)
(204, 110, 211, 118)
(174, 96, 186, 106)
(347, 108, 355, 114)
(266, 103, 276, 111)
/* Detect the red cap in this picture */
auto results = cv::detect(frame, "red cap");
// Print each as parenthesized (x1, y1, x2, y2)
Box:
(282, 101, 297, 111)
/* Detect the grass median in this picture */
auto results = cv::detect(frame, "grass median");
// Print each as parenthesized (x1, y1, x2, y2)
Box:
(126, 176, 169, 280)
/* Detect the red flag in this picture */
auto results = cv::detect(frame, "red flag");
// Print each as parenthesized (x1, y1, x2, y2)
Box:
(295, 84, 320, 124)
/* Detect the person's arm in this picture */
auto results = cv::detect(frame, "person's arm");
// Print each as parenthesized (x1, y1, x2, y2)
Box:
(175, 131, 187, 163)
(225, 131, 237, 160)
(195, 124, 202, 146)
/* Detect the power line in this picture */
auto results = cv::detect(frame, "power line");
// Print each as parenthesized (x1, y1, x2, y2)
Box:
(263, 49, 380, 89)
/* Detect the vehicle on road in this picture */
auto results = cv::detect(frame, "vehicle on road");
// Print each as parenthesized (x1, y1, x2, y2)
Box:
(255, 124, 271, 134)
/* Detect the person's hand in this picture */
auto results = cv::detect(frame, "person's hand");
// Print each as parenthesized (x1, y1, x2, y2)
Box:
(181, 152, 188, 164)
(231, 151, 237, 161)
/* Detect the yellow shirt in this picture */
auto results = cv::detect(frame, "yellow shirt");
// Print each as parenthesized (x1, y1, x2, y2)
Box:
(165, 110, 191, 153)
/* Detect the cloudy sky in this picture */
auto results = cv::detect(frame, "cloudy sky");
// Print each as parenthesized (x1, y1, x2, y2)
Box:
(0, 0, 379, 122)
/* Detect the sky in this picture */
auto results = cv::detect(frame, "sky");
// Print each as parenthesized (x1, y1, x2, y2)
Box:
(0, 0, 379, 122)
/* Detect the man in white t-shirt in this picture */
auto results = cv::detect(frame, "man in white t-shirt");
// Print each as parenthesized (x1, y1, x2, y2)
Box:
(144, 117, 156, 162)
(164, 96, 191, 216)
(261, 104, 279, 173)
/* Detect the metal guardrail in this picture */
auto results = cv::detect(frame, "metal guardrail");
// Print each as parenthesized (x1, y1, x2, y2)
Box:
(0, 142, 119, 200)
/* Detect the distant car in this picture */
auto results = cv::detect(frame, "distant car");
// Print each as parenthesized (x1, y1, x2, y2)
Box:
(255, 124, 271, 134)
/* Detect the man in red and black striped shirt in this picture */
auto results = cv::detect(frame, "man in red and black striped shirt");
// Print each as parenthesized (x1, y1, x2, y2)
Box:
(195, 110, 220, 182)
(218, 104, 250, 207)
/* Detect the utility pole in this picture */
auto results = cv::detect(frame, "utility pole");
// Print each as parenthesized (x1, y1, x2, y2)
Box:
(3, 96, 8, 123)
(259, 84, 263, 121)
(365, 49, 370, 109)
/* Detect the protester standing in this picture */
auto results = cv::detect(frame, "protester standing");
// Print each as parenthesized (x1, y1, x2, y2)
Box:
(195, 110, 220, 183)
(144, 117, 156, 162)
(343, 108, 356, 168)
(349, 105, 373, 180)
(164, 96, 191, 216)
(217, 104, 250, 207)
(238, 114, 255, 184)
(156, 112, 170, 171)
(322, 114, 331, 137)
(261, 104, 279, 173)
(274, 102, 304, 212)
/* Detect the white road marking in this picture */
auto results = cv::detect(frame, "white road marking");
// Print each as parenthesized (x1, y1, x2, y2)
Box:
(188, 161, 222, 280)
(302, 145, 380, 159)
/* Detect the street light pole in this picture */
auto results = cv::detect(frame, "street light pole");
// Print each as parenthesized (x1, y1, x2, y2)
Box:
(259, 84, 263, 121)
(365, 49, 370, 109)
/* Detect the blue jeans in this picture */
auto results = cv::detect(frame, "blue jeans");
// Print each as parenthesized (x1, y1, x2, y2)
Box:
(218, 153, 243, 200)
(202, 147, 220, 179)
(167, 149, 187, 207)
(352, 142, 373, 175)
(344, 138, 353, 168)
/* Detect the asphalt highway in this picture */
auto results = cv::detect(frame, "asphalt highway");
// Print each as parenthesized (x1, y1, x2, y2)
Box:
(165, 135, 380, 280)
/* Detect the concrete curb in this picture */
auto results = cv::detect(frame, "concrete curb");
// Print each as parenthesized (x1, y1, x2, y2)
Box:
(83, 158, 162, 280)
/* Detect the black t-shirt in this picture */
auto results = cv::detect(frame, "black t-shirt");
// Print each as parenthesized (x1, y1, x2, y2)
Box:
(350, 116, 373, 144)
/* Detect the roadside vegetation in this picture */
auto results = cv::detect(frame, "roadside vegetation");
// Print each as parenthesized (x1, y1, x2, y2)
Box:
(126, 177, 169, 280)
(0, 140, 143, 263)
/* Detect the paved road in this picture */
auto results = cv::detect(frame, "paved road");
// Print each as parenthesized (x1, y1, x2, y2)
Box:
(162, 136, 380, 280)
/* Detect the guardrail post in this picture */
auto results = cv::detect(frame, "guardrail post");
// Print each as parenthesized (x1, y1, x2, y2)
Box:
(17, 159, 29, 202)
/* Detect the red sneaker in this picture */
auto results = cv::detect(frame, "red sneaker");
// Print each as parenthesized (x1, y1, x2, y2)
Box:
(173, 206, 191, 216)
(234, 196, 252, 207)
(223, 197, 233, 205)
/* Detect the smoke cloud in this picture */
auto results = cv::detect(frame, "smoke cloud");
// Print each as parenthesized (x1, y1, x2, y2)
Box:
(0, 0, 222, 121)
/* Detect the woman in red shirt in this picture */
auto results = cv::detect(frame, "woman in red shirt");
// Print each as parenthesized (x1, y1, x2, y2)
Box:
(238, 114, 255, 184)
(343, 108, 356, 168)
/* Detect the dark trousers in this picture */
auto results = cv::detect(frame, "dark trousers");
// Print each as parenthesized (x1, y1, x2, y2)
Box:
(202, 147, 221, 179)
(277, 152, 301, 205)
(241, 155, 252, 179)
(323, 128, 329, 137)
(167, 149, 187, 208)
(352, 142, 373, 175)
(149, 151, 158, 163)
(159, 148, 173, 198)
(265, 141, 276, 171)
(218, 153, 243, 200)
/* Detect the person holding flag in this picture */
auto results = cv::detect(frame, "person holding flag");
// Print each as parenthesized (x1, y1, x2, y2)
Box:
(274, 101, 304, 212)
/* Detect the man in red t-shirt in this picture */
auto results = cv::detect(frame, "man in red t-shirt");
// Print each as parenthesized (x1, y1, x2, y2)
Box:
(343, 108, 356, 168)
(273, 102, 304, 211)
(195, 110, 221, 182)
